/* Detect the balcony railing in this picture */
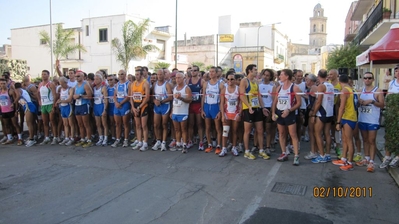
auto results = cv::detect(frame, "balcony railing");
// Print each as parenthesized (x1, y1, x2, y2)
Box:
(353, 0, 383, 45)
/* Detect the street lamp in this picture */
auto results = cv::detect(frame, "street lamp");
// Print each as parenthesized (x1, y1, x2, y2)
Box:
(174, 0, 178, 69)
(256, 22, 281, 68)
(50, 0, 54, 77)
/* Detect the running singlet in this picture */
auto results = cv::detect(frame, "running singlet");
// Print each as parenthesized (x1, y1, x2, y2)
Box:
(259, 83, 274, 108)
(0, 90, 13, 113)
(132, 80, 146, 103)
(316, 82, 334, 117)
(59, 87, 70, 106)
(295, 82, 307, 109)
(188, 78, 202, 103)
(74, 81, 90, 106)
(116, 81, 130, 103)
(243, 79, 260, 110)
(205, 80, 221, 105)
(39, 82, 54, 105)
(342, 86, 357, 122)
(332, 82, 342, 105)
(276, 84, 294, 111)
(107, 85, 115, 104)
(358, 87, 380, 125)
(93, 85, 104, 105)
(388, 80, 399, 93)
(224, 86, 240, 117)
(173, 85, 189, 115)
(18, 89, 33, 106)
(154, 82, 169, 104)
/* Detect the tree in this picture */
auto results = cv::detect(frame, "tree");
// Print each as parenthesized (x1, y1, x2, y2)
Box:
(111, 19, 159, 72)
(191, 62, 206, 71)
(39, 24, 86, 71)
(152, 62, 171, 70)
(326, 44, 360, 70)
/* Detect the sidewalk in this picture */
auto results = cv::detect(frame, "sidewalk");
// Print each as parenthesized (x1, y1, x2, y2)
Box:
(376, 127, 399, 186)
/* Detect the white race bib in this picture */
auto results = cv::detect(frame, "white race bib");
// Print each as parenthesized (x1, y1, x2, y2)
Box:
(133, 92, 143, 101)
(18, 99, 27, 106)
(108, 98, 114, 103)
(251, 97, 259, 107)
(227, 100, 238, 112)
(173, 98, 182, 106)
(192, 92, 200, 101)
(94, 95, 102, 104)
(278, 97, 288, 105)
(41, 96, 49, 104)
(0, 100, 8, 106)
(360, 105, 372, 114)
(75, 98, 82, 106)
(117, 91, 125, 98)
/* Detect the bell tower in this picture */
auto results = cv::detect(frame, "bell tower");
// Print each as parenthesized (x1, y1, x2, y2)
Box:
(309, 3, 327, 54)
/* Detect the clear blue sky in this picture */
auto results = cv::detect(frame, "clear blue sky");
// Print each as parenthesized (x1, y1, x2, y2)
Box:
(0, 0, 352, 45)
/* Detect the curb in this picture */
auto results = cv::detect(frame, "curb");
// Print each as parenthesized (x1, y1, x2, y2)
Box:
(376, 145, 399, 187)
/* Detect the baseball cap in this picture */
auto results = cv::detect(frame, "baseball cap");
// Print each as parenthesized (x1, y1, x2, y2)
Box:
(170, 71, 177, 78)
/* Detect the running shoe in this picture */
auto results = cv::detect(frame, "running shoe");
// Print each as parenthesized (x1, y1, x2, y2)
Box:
(265, 148, 271, 156)
(17, 139, 23, 146)
(353, 153, 363, 162)
(82, 141, 93, 148)
(219, 148, 227, 157)
(133, 143, 143, 150)
(332, 159, 346, 166)
(277, 153, 288, 162)
(122, 139, 129, 148)
(0, 136, 7, 143)
(40, 138, 51, 145)
(205, 145, 213, 153)
(304, 151, 317, 160)
(311, 155, 328, 163)
(340, 163, 354, 171)
(169, 139, 176, 148)
(102, 139, 107, 146)
(161, 142, 167, 151)
(139, 144, 148, 152)
(293, 155, 300, 166)
(59, 138, 69, 146)
(182, 145, 188, 154)
(65, 139, 75, 146)
(215, 146, 222, 154)
(231, 147, 239, 156)
(379, 157, 392, 169)
(96, 139, 103, 146)
(259, 151, 270, 160)
(111, 139, 120, 148)
(187, 141, 193, 149)
(152, 141, 162, 150)
(355, 159, 369, 167)
(367, 162, 375, 172)
(51, 138, 59, 145)
(25, 140, 36, 147)
(198, 141, 204, 151)
(389, 156, 399, 168)
(244, 152, 256, 160)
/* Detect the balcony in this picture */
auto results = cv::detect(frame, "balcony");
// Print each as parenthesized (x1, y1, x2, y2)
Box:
(351, 0, 374, 21)
(353, 1, 399, 46)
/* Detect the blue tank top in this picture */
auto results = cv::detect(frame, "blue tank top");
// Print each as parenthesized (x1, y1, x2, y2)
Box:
(188, 78, 202, 103)
(107, 85, 115, 104)
(74, 81, 90, 105)
(116, 81, 130, 103)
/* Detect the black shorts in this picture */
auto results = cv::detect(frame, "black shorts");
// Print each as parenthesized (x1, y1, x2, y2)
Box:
(1, 111, 15, 119)
(263, 107, 274, 123)
(303, 108, 311, 127)
(243, 108, 263, 123)
(317, 116, 333, 123)
(276, 110, 296, 126)
(134, 102, 148, 117)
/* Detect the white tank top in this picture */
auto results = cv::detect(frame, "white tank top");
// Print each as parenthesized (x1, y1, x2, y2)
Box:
(224, 86, 240, 114)
(18, 89, 33, 106)
(205, 80, 221, 104)
(60, 87, 70, 107)
(154, 81, 169, 104)
(276, 84, 293, 111)
(39, 83, 54, 105)
(358, 87, 380, 125)
(388, 80, 399, 93)
(316, 82, 334, 118)
(173, 85, 189, 115)
(295, 82, 307, 109)
(93, 86, 104, 105)
(259, 83, 274, 108)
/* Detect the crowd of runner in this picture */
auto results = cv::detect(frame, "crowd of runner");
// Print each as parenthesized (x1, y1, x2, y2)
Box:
(1, 64, 399, 171)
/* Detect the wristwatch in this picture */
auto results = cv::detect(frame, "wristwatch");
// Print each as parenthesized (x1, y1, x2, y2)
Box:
(371, 100, 375, 104)
(137, 106, 140, 110)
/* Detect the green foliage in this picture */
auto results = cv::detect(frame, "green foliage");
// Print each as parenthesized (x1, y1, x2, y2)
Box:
(384, 94, 399, 155)
(0, 59, 28, 81)
(153, 62, 171, 70)
(191, 62, 206, 71)
(39, 24, 86, 61)
(111, 19, 159, 72)
(205, 65, 213, 71)
(32, 77, 42, 84)
(383, 7, 392, 13)
(326, 44, 360, 70)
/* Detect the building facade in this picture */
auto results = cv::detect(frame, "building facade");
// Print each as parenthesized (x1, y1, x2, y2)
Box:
(309, 3, 327, 54)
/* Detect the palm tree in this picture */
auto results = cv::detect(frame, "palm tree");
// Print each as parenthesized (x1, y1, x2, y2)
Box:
(111, 19, 159, 72)
(39, 24, 86, 68)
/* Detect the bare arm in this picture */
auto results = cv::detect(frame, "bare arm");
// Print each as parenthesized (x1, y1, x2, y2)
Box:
(336, 88, 349, 123)
(239, 78, 251, 109)
(291, 85, 302, 111)
(180, 86, 192, 104)
(83, 83, 93, 99)
(312, 84, 326, 115)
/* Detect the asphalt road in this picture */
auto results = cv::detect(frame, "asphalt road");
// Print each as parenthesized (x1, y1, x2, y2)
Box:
(0, 134, 398, 224)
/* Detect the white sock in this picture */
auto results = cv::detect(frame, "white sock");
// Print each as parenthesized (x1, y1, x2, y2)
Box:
(7, 134, 12, 140)
(143, 142, 148, 147)
(99, 135, 104, 141)
(245, 149, 250, 153)
(18, 134, 22, 140)
(385, 156, 391, 160)
(365, 156, 370, 161)
(104, 136, 108, 141)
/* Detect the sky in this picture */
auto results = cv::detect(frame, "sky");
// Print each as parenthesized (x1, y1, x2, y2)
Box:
(0, 0, 353, 46)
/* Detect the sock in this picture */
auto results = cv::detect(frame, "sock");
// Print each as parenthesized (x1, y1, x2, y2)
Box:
(320, 154, 325, 158)
(143, 142, 148, 147)
(112, 137, 116, 140)
(99, 135, 104, 140)
(385, 156, 391, 160)
(347, 161, 352, 165)
(162, 141, 166, 144)
(87, 139, 91, 143)
(65, 137, 69, 141)
(370, 160, 374, 163)
(245, 149, 250, 153)
(7, 134, 12, 140)
(18, 134, 22, 140)
(365, 156, 370, 161)
(325, 154, 330, 157)
(138, 141, 143, 146)
(176, 142, 181, 147)
(259, 149, 264, 153)
(104, 136, 108, 141)
(341, 157, 347, 162)
(116, 138, 120, 141)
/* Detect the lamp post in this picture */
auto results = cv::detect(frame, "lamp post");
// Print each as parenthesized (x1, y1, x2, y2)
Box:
(256, 22, 281, 68)
(174, 0, 178, 69)
(50, 0, 54, 77)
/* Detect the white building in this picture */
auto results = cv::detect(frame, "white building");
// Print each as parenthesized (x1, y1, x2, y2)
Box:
(10, 14, 173, 77)
(289, 54, 321, 74)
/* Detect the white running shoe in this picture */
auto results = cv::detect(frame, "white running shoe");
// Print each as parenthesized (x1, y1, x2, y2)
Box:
(161, 142, 167, 151)
(139, 144, 148, 152)
(51, 137, 59, 145)
(25, 140, 36, 147)
(0, 136, 7, 143)
(122, 139, 129, 148)
(96, 139, 103, 146)
(111, 139, 120, 148)
(133, 143, 143, 150)
(65, 139, 75, 146)
(59, 138, 69, 146)
(152, 141, 162, 151)
(40, 137, 51, 145)
(231, 146, 239, 156)
(219, 148, 227, 157)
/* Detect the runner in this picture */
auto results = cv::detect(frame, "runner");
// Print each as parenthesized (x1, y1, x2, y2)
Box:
(57, 77, 75, 146)
(219, 71, 241, 156)
(15, 82, 37, 147)
(272, 69, 302, 165)
(152, 69, 173, 151)
(171, 72, 192, 153)
(130, 68, 150, 151)
(329, 69, 342, 155)
(356, 72, 384, 172)
(304, 74, 318, 160)
(240, 64, 270, 160)
(93, 72, 108, 146)
(106, 75, 116, 145)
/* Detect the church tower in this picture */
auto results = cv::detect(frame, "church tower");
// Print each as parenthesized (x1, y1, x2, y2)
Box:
(309, 3, 327, 54)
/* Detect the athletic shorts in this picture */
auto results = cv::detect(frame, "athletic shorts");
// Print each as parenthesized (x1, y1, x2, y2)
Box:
(358, 122, 379, 131)
(263, 107, 274, 123)
(1, 111, 15, 119)
(108, 103, 115, 116)
(60, 104, 73, 118)
(114, 102, 131, 116)
(224, 112, 240, 121)
(154, 103, 170, 115)
(189, 103, 201, 114)
(133, 102, 148, 117)
(203, 103, 220, 119)
(341, 119, 357, 130)
(75, 104, 90, 116)
(317, 116, 333, 124)
(243, 108, 263, 123)
(41, 104, 53, 114)
(275, 110, 296, 126)
(23, 102, 37, 114)
(93, 103, 105, 117)
(172, 114, 188, 122)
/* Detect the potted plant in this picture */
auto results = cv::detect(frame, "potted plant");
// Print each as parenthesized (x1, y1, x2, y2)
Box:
(384, 94, 399, 156)
(383, 7, 392, 19)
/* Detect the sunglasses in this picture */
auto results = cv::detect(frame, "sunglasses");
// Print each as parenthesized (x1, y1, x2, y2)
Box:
(192, 70, 198, 72)
(118, 73, 125, 75)
(227, 79, 235, 81)
(107, 79, 113, 81)
(363, 77, 373, 80)
(76, 76, 81, 78)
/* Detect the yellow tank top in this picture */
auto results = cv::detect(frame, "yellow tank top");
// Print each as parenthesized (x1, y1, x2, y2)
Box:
(132, 80, 146, 103)
(342, 86, 357, 122)
(242, 79, 260, 110)
(331, 81, 342, 105)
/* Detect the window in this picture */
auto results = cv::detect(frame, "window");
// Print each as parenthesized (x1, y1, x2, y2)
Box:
(86, 25, 89, 36)
(313, 40, 316, 46)
(322, 24, 324, 32)
(40, 39, 47, 45)
(99, 28, 108, 42)
(313, 24, 316, 32)
(156, 39, 166, 60)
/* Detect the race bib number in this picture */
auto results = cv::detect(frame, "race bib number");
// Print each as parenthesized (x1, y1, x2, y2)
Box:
(133, 92, 143, 101)
(0, 100, 8, 106)
(208, 93, 215, 99)
(61, 96, 67, 101)
(228, 100, 238, 107)
(18, 99, 27, 106)
(262, 94, 269, 99)
(173, 99, 182, 106)
(94, 95, 102, 104)
(108, 98, 114, 104)
(75, 98, 82, 106)
(117, 92, 125, 98)
(41, 96, 49, 103)
(192, 92, 200, 101)
(155, 95, 163, 101)
(360, 106, 372, 114)
(251, 97, 259, 107)
(278, 97, 288, 105)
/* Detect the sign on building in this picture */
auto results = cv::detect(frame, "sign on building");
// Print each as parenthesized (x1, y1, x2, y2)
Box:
(219, 34, 234, 43)
(233, 54, 243, 73)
